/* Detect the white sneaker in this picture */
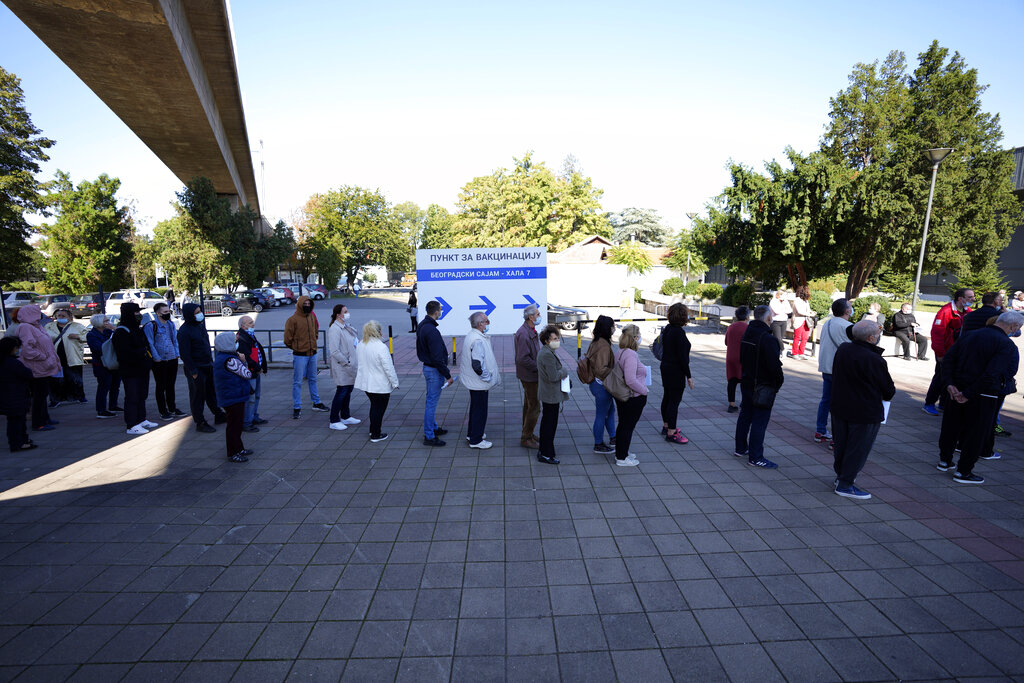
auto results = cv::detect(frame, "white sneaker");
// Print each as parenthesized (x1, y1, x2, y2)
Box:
(342, 417, 362, 425)
(126, 425, 149, 435)
(140, 420, 159, 429)
(626, 454, 640, 464)
(469, 440, 492, 449)
(466, 433, 487, 442)
(329, 422, 348, 431)
(616, 457, 639, 467)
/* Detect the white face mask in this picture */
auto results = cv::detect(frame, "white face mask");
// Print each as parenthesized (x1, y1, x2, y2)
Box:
(195, 312, 205, 323)
(548, 340, 561, 350)
(343, 313, 351, 321)
(636, 335, 642, 345)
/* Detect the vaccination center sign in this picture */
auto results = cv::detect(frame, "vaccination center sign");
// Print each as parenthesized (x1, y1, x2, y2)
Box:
(415, 248, 548, 336)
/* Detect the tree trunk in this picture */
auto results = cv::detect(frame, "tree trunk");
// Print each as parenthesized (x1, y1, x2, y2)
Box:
(786, 264, 795, 289)
(845, 257, 877, 299)
(796, 262, 807, 287)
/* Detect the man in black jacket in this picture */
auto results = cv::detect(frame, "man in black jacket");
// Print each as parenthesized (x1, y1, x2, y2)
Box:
(177, 303, 226, 433)
(938, 311, 1022, 484)
(960, 291, 1002, 336)
(237, 315, 268, 432)
(113, 302, 156, 435)
(892, 303, 929, 361)
(734, 305, 783, 469)
(416, 300, 453, 446)
(830, 320, 896, 499)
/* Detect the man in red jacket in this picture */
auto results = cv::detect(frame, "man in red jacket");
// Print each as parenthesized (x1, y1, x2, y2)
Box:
(922, 288, 974, 415)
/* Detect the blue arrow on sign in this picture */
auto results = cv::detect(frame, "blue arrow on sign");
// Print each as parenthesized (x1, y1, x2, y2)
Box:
(437, 297, 453, 320)
(512, 294, 537, 310)
(469, 295, 496, 317)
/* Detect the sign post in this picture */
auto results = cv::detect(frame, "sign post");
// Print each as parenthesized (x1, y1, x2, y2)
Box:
(415, 248, 547, 336)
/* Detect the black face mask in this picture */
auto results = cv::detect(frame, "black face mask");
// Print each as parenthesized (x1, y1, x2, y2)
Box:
(134, 313, 143, 322)
(302, 305, 312, 313)
(160, 313, 171, 320)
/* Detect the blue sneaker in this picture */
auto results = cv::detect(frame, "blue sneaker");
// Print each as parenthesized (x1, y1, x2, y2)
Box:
(747, 458, 778, 469)
(922, 404, 940, 416)
(835, 484, 871, 500)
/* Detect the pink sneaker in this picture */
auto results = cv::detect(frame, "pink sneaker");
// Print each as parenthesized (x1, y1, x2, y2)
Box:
(666, 431, 689, 444)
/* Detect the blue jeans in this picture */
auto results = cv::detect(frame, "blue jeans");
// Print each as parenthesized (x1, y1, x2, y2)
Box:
(292, 355, 321, 409)
(735, 384, 772, 462)
(330, 384, 353, 423)
(244, 375, 261, 427)
(589, 381, 616, 445)
(423, 366, 444, 439)
(816, 373, 832, 434)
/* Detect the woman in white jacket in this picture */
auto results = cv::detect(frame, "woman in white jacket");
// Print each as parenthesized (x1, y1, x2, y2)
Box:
(354, 320, 399, 443)
(327, 304, 361, 431)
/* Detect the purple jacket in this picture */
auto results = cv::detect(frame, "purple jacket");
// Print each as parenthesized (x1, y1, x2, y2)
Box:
(15, 305, 61, 378)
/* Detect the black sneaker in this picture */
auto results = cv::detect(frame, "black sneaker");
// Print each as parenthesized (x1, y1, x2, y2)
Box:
(311, 403, 329, 412)
(536, 453, 560, 465)
(228, 452, 249, 463)
(293, 409, 301, 419)
(953, 472, 985, 484)
(609, 437, 616, 446)
(593, 443, 614, 454)
(727, 405, 739, 413)
(170, 409, 187, 417)
(370, 433, 389, 443)
(196, 422, 216, 433)
(935, 460, 955, 472)
(434, 427, 449, 436)
(160, 412, 174, 421)
(241, 425, 259, 433)
(239, 449, 254, 456)
(423, 436, 446, 447)
(96, 411, 116, 419)
(109, 405, 124, 412)
(253, 418, 269, 425)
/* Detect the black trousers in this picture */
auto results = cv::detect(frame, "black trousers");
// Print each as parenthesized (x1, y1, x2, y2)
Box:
(152, 359, 179, 414)
(770, 321, 787, 351)
(5, 413, 28, 451)
(614, 395, 647, 460)
(727, 377, 740, 403)
(468, 389, 489, 444)
(957, 395, 1000, 477)
(122, 374, 149, 428)
(92, 365, 121, 413)
(186, 366, 221, 425)
(51, 364, 84, 402)
(539, 402, 560, 458)
(661, 384, 684, 430)
(831, 416, 880, 487)
(366, 392, 390, 438)
(924, 358, 948, 408)
(410, 316, 418, 332)
(30, 377, 50, 429)
(893, 330, 929, 360)
(224, 401, 245, 456)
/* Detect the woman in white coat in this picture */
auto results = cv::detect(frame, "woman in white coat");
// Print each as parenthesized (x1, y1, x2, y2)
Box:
(327, 304, 361, 431)
(354, 320, 399, 443)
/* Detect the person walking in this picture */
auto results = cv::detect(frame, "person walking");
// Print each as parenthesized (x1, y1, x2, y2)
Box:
(514, 304, 542, 449)
(165, 287, 178, 317)
(769, 290, 791, 351)
(86, 314, 122, 418)
(585, 315, 617, 453)
(724, 305, 749, 413)
(211, 332, 253, 463)
(354, 320, 399, 443)
(892, 303, 929, 361)
(236, 316, 268, 432)
(815, 298, 853, 446)
(937, 311, 1022, 484)
(416, 300, 453, 446)
(284, 296, 329, 419)
(113, 302, 157, 436)
(923, 288, 974, 415)
(327, 304, 360, 431)
(612, 324, 647, 468)
(734, 305, 782, 469)
(536, 325, 569, 465)
(789, 286, 813, 359)
(459, 311, 499, 449)
(0, 337, 35, 452)
(660, 303, 694, 445)
(44, 310, 87, 405)
(178, 303, 226, 433)
(830, 320, 896, 499)
(14, 304, 60, 433)
(407, 288, 418, 333)
(143, 302, 184, 420)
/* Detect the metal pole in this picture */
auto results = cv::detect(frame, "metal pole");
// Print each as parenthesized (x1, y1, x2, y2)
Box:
(577, 328, 582, 360)
(0, 285, 7, 331)
(912, 162, 940, 312)
(388, 325, 393, 358)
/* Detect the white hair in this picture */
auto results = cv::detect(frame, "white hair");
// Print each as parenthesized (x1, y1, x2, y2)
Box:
(89, 314, 107, 328)
(469, 311, 487, 327)
(997, 311, 1024, 326)
(523, 304, 539, 320)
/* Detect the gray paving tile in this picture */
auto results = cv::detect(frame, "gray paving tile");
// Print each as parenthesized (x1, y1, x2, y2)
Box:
(298, 621, 359, 659)
(403, 619, 457, 657)
(455, 618, 505, 656)
(713, 643, 785, 682)
(610, 649, 672, 682)
(396, 656, 450, 683)
(340, 657, 399, 682)
(553, 615, 608, 652)
(450, 655, 504, 681)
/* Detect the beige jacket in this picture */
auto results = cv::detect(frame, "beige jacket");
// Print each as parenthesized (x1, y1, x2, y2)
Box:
(44, 320, 87, 366)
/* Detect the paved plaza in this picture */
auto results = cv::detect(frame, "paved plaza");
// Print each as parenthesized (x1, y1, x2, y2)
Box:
(1, 321, 1024, 681)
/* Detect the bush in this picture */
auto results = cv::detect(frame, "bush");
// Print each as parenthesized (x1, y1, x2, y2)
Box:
(749, 292, 773, 308)
(633, 287, 643, 303)
(721, 281, 755, 307)
(808, 275, 846, 294)
(682, 280, 701, 296)
(698, 283, 723, 301)
(809, 290, 833, 319)
(852, 295, 893, 333)
(660, 277, 685, 296)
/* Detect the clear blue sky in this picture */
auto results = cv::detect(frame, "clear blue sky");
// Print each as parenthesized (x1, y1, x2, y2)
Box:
(2, 0, 1022, 234)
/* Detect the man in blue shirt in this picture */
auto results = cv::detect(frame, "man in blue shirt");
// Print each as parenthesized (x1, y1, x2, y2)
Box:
(144, 302, 185, 420)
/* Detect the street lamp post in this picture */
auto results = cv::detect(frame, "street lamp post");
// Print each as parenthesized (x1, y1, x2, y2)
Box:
(684, 212, 697, 284)
(911, 148, 954, 312)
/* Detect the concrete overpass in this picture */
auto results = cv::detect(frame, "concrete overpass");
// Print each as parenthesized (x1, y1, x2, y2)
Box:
(3, 0, 260, 215)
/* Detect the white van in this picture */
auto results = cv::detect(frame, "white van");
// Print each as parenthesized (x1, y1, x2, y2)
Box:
(105, 289, 167, 315)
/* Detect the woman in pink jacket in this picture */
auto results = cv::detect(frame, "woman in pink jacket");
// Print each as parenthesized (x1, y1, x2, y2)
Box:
(613, 324, 648, 467)
(15, 305, 61, 431)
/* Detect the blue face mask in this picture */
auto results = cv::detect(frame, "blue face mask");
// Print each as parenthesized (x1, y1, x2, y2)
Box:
(483, 325, 490, 333)
(195, 312, 204, 323)
(234, 343, 239, 351)
(245, 328, 255, 336)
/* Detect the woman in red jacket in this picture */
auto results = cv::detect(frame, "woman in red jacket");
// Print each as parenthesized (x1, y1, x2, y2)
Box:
(724, 306, 749, 413)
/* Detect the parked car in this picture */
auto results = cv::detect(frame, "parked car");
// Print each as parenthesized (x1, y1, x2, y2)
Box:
(105, 289, 165, 315)
(547, 303, 589, 331)
(231, 291, 268, 313)
(35, 293, 74, 318)
(304, 283, 328, 299)
(2, 291, 38, 310)
(255, 288, 280, 307)
(70, 293, 106, 318)
(267, 287, 293, 305)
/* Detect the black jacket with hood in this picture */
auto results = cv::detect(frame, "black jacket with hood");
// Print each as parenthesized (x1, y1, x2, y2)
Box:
(178, 303, 213, 373)
(112, 302, 153, 378)
(739, 319, 784, 390)
(831, 339, 896, 423)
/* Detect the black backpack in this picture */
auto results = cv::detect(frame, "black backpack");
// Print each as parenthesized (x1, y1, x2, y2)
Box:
(651, 331, 664, 361)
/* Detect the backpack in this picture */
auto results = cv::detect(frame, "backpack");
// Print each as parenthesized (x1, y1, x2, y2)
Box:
(651, 331, 665, 361)
(602, 359, 632, 402)
(100, 328, 124, 370)
(576, 356, 594, 384)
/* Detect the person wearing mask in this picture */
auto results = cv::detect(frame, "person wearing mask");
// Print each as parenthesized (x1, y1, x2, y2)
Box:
(407, 287, 418, 333)
(860, 302, 885, 347)
(892, 303, 929, 361)
(211, 331, 253, 463)
(236, 316, 268, 432)
(660, 303, 695, 445)
(789, 286, 813, 359)
(459, 311, 500, 449)
(327, 304, 360, 431)
(585, 315, 617, 453)
(815, 298, 854, 446)
(86, 314, 122, 418)
(143, 302, 184, 420)
(613, 324, 648, 468)
(830, 320, 896, 499)
(3, 306, 21, 339)
(14, 304, 61, 432)
(734, 305, 783, 469)
(536, 325, 569, 465)
(0, 337, 35, 452)
(284, 296, 328, 419)
(514, 304, 542, 449)
(113, 302, 157, 435)
(354, 320, 400, 443)
(724, 305, 750, 413)
(44, 310, 87, 405)
(177, 303, 226, 433)
(416, 300, 454, 446)
(923, 288, 974, 416)
(769, 290, 792, 351)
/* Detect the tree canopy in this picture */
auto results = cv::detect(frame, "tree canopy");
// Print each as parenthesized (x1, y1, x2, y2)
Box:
(419, 204, 456, 250)
(606, 208, 670, 246)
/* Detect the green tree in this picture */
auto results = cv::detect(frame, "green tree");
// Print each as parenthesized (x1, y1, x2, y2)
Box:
(607, 241, 653, 275)
(130, 233, 157, 288)
(606, 208, 669, 246)
(251, 220, 295, 288)
(152, 215, 224, 293)
(0, 67, 55, 283)
(393, 201, 425, 255)
(420, 204, 456, 250)
(664, 228, 710, 282)
(40, 171, 134, 292)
